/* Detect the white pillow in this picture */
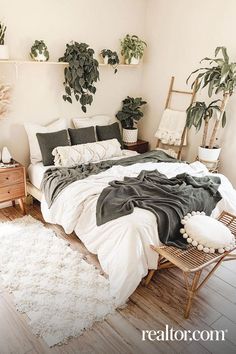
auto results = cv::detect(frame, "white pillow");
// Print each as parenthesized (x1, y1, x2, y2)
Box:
(24, 118, 67, 164)
(72, 115, 115, 129)
(180, 212, 235, 253)
(53, 138, 122, 167)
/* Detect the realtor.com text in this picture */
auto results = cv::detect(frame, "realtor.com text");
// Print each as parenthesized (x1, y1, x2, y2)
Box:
(142, 325, 228, 342)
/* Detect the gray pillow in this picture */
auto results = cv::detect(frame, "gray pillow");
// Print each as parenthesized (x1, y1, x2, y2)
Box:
(36, 129, 70, 166)
(68, 126, 96, 145)
(96, 122, 123, 147)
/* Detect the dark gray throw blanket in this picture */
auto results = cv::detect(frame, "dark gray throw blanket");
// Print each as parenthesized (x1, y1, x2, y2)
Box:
(96, 170, 222, 248)
(41, 150, 179, 207)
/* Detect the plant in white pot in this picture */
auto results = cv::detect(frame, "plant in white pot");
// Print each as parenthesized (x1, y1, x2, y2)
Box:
(30, 40, 49, 61)
(120, 34, 147, 65)
(186, 46, 236, 161)
(0, 21, 9, 60)
(100, 49, 119, 73)
(116, 96, 147, 143)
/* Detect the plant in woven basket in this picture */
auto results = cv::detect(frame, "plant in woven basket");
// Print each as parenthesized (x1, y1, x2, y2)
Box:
(0, 21, 6, 45)
(187, 47, 236, 150)
(120, 34, 147, 64)
(100, 49, 119, 73)
(0, 82, 11, 118)
(59, 42, 99, 113)
(30, 40, 49, 61)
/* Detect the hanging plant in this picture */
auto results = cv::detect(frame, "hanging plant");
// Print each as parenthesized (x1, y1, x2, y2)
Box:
(59, 42, 99, 113)
(100, 49, 119, 73)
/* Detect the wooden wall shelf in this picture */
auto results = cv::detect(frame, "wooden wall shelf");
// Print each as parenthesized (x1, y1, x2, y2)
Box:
(0, 60, 138, 67)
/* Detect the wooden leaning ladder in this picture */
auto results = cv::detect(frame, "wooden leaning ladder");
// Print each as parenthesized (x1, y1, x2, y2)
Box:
(156, 76, 197, 159)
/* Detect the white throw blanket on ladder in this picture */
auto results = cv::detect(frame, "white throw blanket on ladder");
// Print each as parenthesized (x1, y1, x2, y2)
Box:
(155, 108, 187, 146)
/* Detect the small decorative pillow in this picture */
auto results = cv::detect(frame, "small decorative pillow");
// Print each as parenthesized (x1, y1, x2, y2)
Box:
(52, 138, 122, 167)
(36, 129, 70, 166)
(68, 127, 96, 145)
(96, 122, 123, 147)
(180, 212, 235, 253)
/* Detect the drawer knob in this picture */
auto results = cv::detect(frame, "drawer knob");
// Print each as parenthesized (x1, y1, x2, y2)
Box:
(6, 177, 9, 180)
(8, 191, 10, 194)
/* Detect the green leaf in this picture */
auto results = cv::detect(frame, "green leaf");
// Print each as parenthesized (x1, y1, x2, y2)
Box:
(222, 111, 227, 127)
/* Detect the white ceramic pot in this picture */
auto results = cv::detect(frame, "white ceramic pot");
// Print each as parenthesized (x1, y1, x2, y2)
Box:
(123, 128, 138, 144)
(125, 57, 140, 65)
(0, 45, 9, 60)
(2, 146, 11, 163)
(198, 146, 221, 162)
(103, 56, 109, 64)
(32, 50, 48, 62)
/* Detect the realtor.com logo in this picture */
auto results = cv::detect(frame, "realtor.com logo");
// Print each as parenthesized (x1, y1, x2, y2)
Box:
(142, 325, 228, 342)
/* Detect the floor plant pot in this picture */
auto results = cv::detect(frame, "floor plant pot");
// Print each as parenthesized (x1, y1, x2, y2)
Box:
(123, 128, 138, 143)
(198, 146, 221, 162)
(0, 45, 9, 60)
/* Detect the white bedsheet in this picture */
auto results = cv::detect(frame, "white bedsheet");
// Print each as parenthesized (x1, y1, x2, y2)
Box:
(28, 162, 51, 189)
(41, 160, 236, 305)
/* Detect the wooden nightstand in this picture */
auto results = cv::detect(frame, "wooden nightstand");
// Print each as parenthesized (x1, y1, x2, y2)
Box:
(0, 161, 26, 214)
(123, 139, 149, 154)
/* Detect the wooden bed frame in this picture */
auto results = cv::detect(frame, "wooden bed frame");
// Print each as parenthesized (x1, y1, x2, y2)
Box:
(26, 181, 42, 202)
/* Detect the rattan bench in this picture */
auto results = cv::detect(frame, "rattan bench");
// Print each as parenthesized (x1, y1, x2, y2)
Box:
(145, 211, 236, 318)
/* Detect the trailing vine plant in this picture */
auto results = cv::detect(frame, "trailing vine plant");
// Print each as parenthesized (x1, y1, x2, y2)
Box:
(59, 42, 99, 113)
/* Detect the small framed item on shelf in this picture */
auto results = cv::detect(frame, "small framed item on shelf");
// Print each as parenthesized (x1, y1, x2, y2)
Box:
(0, 160, 26, 214)
(123, 139, 149, 154)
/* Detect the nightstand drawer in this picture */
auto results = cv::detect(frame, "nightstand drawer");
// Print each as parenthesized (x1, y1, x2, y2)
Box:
(0, 183, 26, 202)
(0, 169, 24, 187)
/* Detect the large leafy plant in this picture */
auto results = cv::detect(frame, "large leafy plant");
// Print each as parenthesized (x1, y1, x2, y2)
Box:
(116, 96, 147, 129)
(0, 21, 6, 45)
(187, 46, 236, 148)
(186, 100, 221, 148)
(59, 42, 99, 113)
(120, 34, 147, 64)
(101, 49, 119, 73)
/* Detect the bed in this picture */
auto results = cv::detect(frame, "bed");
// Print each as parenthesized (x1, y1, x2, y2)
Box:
(29, 156, 236, 306)
(24, 117, 236, 306)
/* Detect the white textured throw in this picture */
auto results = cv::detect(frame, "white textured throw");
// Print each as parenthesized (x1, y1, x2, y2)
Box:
(155, 109, 187, 146)
(0, 216, 116, 346)
(53, 138, 122, 167)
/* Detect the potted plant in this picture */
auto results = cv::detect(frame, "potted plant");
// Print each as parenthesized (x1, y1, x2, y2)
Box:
(0, 21, 9, 60)
(186, 46, 236, 161)
(100, 49, 119, 73)
(59, 42, 99, 113)
(120, 34, 147, 64)
(116, 96, 147, 143)
(30, 40, 49, 61)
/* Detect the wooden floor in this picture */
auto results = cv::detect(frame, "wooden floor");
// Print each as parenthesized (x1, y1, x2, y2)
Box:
(0, 204, 236, 354)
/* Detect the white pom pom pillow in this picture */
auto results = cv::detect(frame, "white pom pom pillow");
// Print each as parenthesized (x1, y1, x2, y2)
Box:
(180, 212, 235, 254)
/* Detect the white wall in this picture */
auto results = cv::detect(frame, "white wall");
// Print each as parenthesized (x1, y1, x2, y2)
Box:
(141, 0, 236, 187)
(0, 0, 146, 165)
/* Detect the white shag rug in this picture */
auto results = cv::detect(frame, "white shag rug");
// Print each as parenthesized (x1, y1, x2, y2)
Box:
(0, 216, 116, 346)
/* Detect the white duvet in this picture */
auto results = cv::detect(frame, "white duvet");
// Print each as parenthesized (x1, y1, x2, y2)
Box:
(41, 159, 236, 305)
